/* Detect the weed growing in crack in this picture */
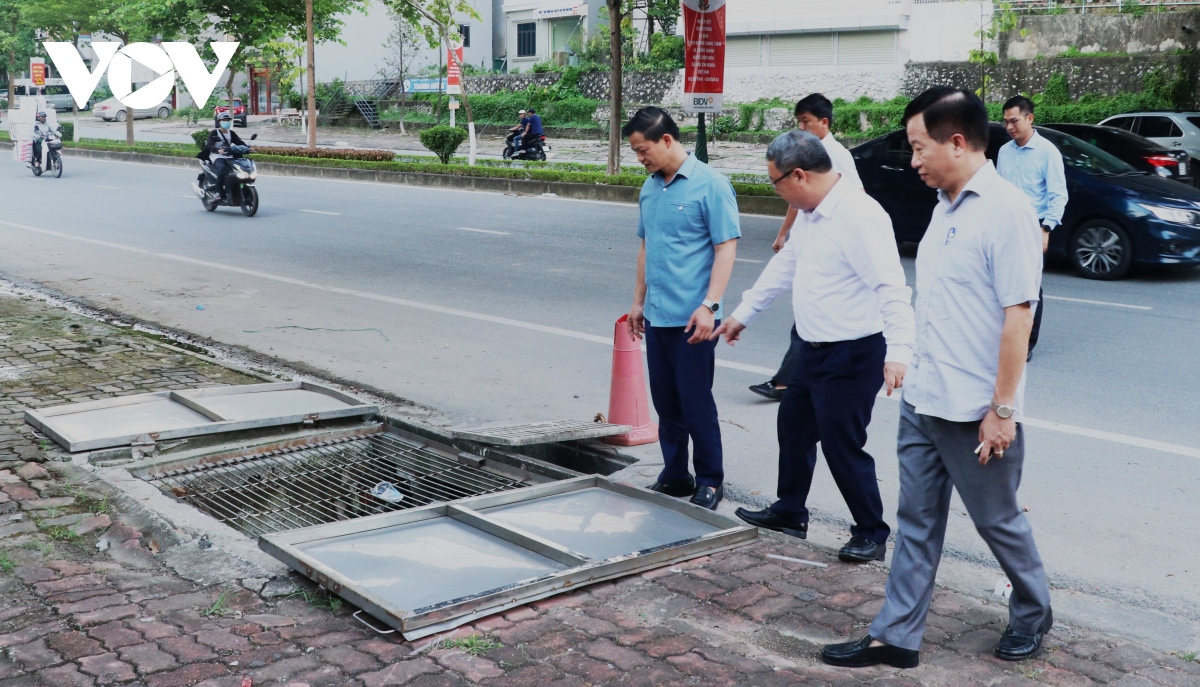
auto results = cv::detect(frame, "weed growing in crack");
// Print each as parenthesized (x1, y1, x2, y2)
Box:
(0, 551, 14, 574)
(203, 590, 231, 618)
(21, 540, 55, 555)
(1180, 651, 1197, 662)
(286, 588, 344, 612)
(44, 525, 79, 541)
(37, 439, 51, 451)
(439, 635, 501, 656)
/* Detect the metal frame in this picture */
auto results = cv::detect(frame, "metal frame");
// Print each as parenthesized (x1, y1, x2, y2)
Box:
(260, 475, 757, 639)
(451, 420, 633, 446)
(25, 382, 379, 452)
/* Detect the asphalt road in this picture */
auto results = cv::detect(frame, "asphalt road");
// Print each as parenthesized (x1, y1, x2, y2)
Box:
(1, 153, 1198, 651)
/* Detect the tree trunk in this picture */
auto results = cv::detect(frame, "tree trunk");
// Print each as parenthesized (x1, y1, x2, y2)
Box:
(306, 0, 317, 149)
(606, 0, 622, 176)
(397, 28, 406, 134)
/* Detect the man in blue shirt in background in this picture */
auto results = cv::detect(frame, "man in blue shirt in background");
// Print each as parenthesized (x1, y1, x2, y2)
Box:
(522, 108, 544, 153)
(998, 95, 1067, 359)
(624, 106, 741, 510)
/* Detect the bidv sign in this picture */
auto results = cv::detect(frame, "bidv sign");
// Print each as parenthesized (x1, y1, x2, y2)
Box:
(42, 42, 239, 110)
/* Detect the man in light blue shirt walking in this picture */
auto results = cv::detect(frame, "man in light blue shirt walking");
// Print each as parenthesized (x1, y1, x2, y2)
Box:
(624, 107, 741, 511)
(998, 95, 1067, 359)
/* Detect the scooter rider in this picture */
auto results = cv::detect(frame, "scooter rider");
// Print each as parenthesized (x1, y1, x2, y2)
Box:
(204, 112, 247, 201)
(509, 109, 528, 153)
(523, 108, 544, 153)
(31, 111, 57, 167)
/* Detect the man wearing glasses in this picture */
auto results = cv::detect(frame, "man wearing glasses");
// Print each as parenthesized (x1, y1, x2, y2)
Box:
(713, 130, 915, 563)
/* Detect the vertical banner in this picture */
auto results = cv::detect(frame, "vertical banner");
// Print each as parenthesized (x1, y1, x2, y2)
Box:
(446, 37, 464, 96)
(30, 57, 46, 87)
(681, 0, 726, 113)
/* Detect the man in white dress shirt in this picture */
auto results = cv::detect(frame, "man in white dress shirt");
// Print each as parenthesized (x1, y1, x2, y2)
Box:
(822, 87, 1052, 670)
(713, 130, 915, 563)
(749, 94, 866, 402)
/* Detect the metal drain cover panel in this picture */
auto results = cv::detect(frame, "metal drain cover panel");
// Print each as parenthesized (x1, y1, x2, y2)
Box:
(451, 420, 632, 446)
(25, 382, 378, 452)
(260, 476, 757, 640)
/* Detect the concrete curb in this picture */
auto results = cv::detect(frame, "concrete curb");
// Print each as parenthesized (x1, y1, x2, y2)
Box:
(0, 140, 789, 216)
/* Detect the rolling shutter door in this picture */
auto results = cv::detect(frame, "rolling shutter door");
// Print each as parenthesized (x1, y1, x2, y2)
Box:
(769, 34, 833, 66)
(725, 36, 762, 67)
(836, 31, 897, 64)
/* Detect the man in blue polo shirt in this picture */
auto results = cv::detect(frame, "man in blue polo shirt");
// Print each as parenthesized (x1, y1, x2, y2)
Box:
(623, 106, 741, 510)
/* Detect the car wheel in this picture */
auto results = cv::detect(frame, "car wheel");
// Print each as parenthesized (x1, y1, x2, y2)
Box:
(157, 107, 170, 118)
(115, 110, 127, 122)
(1070, 219, 1133, 280)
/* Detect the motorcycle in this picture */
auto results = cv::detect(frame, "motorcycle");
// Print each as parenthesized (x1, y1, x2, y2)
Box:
(502, 129, 548, 161)
(30, 132, 63, 178)
(192, 133, 259, 216)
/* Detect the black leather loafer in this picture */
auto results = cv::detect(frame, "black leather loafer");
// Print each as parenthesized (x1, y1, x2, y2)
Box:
(734, 507, 808, 539)
(994, 607, 1054, 661)
(749, 381, 785, 401)
(690, 484, 723, 510)
(822, 635, 919, 668)
(838, 536, 886, 563)
(647, 475, 695, 499)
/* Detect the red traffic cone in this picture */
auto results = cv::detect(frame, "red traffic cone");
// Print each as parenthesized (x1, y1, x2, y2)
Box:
(603, 314, 658, 446)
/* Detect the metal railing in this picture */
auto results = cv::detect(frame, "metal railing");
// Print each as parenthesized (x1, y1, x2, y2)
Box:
(1008, 0, 1200, 12)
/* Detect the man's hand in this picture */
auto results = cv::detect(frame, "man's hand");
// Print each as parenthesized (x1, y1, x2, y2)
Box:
(711, 317, 745, 345)
(772, 231, 787, 253)
(883, 362, 907, 397)
(685, 306, 715, 344)
(627, 303, 645, 340)
(977, 409, 1017, 465)
(1042, 227, 1051, 254)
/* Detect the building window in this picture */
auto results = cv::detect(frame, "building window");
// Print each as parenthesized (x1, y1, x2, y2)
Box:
(458, 24, 471, 48)
(517, 22, 536, 57)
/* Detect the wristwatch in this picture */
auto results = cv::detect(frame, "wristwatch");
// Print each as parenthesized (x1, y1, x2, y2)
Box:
(990, 401, 1015, 419)
(702, 300, 719, 313)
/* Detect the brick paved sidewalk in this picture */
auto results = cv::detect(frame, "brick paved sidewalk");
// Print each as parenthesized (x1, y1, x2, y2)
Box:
(1, 292, 1197, 687)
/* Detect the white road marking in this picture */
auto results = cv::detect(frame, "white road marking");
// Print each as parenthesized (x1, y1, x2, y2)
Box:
(300, 209, 340, 216)
(181, 195, 197, 199)
(735, 258, 764, 264)
(2, 216, 1197, 460)
(96, 185, 118, 189)
(457, 227, 511, 235)
(1043, 294, 1152, 311)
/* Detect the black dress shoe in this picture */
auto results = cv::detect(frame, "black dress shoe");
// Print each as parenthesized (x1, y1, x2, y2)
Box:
(822, 635, 919, 668)
(994, 607, 1054, 661)
(648, 475, 695, 498)
(749, 381, 785, 401)
(838, 536, 886, 563)
(734, 507, 808, 539)
(689, 484, 723, 510)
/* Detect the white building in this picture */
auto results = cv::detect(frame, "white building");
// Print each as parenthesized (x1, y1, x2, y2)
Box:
(497, 0, 603, 73)
(718, 0, 991, 103)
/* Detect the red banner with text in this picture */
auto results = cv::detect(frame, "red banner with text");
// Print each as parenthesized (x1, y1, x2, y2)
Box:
(682, 0, 725, 113)
(447, 43, 464, 95)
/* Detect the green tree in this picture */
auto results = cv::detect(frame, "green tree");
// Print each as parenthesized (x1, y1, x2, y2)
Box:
(968, 1, 1026, 101)
(0, 1, 38, 106)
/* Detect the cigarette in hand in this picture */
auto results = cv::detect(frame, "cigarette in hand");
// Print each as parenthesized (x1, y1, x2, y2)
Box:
(974, 441, 986, 455)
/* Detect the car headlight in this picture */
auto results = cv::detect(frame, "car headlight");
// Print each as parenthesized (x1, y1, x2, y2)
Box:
(236, 171, 250, 179)
(1137, 203, 1200, 225)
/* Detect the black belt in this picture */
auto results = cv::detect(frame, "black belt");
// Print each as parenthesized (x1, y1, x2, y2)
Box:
(807, 341, 837, 348)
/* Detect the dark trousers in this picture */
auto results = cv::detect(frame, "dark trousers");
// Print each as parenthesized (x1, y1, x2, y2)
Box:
(212, 158, 237, 199)
(770, 332, 891, 545)
(31, 140, 42, 164)
(771, 325, 802, 385)
(645, 323, 723, 488)
(1029, 287, 1044, 352)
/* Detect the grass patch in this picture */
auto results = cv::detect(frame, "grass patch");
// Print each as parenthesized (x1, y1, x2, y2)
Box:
(21, 540, 55, 556)
(203, 590, 231, 618)
(287, 588, 344, 612)
(1180, 651, 1197, 662)
(68, 488, 112, 515)
(439, 635, 501, 656)
(44, 525, 79, 541)
(0, 551, 15, 574)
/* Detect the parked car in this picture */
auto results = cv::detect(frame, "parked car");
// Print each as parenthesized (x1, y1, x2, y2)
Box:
(43, 85, 90, 112)
(92, 97, 173, 121)
(852, 123, 1200, 280)
(214, 98, 247, 127)
(1041, 122, 1193, 186)
(1098, 111, 1200, 161)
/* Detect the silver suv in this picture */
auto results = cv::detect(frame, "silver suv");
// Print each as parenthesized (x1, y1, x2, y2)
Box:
(1099, 111, 1200, 160)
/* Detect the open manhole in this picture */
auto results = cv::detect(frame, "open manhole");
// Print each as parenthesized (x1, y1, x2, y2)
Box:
(145, 432, 530, 537)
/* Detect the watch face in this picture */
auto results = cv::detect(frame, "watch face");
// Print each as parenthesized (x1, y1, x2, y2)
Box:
(998, 406, 1013, 419)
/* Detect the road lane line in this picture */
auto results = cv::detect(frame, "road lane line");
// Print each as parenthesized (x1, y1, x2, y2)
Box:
(456, 227, 511, 235)
(735, 258, 764, 264)
(3, 217, 1197, 460)
(96, 185, 118, 190)
(300, 209, 340, 216)
(1043, 295, 1151, 310)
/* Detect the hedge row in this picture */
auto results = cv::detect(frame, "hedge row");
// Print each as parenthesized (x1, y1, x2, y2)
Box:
(252, 145, 394, 161)
(55, 140, 777, 197)
(407, 92, 600, 127)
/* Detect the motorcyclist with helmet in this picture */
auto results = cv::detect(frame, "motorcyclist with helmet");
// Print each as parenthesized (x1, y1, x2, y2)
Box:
(522, 108, 544, 154)
(202, 111, 248, 201)
(31, 111, 58, 168)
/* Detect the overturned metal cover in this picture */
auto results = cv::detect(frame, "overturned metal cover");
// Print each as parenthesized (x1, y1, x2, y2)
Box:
(259, 476, 757, 640)
(451, 420, 633, 446)
(25, 382, 378, 452)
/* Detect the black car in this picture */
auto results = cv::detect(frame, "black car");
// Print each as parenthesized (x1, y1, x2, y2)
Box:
(852, 123, 1200, 279)
(1040, 122, 1193, 186)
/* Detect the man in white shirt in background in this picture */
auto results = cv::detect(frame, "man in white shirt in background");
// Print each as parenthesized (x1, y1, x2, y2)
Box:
(998, 95, 1067, 361)
(749, 93, 865, 402)
(713, 130, 915, 563)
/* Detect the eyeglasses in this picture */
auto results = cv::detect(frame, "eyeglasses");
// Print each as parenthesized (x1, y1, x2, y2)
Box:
(770, 169, 795, 186)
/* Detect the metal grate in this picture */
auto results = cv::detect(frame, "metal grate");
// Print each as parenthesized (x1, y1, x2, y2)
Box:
(149, 433, 528, 537)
